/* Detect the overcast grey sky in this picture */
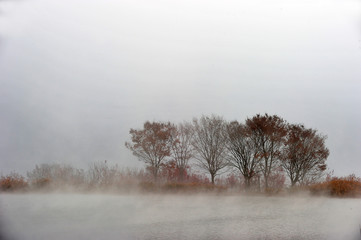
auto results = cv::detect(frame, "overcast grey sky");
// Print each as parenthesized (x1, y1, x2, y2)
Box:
(0, 0, 360, 176)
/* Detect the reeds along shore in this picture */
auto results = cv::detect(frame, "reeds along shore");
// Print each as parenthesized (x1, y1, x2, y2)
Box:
(1, 163, 361, 197)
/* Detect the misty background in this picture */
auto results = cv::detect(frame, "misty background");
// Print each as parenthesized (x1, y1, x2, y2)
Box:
(0, 0, 360, 176)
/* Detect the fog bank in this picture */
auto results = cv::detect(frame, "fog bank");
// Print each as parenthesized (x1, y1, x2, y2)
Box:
(1, 194, 361, 240)
(0, 0, 360, 177)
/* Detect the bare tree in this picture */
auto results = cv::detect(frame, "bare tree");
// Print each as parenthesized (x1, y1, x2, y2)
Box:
(26, 163, 86, 188)
(170, 122, 194, 182)
(225, 121, 261, 190)
(125, 121, 175, 181)
(87, 161, 120, 187)
(191, 115, 228, 184)
(281, 124, 329, 186)
(246, 114, 287, 190)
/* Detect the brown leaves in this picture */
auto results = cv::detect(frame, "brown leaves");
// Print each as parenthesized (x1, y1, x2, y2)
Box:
(0, 173, 28, 191)
(281, 123, 329, 186)
(309, 174, 361, 197)
(125, 114, 330, 188)
(125, 121, 176, 179)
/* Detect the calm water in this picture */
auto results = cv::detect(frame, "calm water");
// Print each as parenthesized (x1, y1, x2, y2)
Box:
(0, 193, 360, 240)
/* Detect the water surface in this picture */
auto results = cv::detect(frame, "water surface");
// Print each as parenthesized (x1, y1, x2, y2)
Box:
(1, 193, 360, 240)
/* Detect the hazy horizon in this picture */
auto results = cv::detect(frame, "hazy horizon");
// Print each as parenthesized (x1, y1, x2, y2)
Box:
(0, 0, 360, 177)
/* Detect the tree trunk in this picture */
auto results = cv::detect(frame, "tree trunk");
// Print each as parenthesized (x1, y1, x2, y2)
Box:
(211, 173, 215, 185)
(153, 167, 158, 182)
(264, 175, 269, 191)
(245, 177, 251, 190)
(291, 179, 296, 187)
(178, 167, 185, 182)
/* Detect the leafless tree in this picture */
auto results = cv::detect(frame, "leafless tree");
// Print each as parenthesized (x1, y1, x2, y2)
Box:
(125, 121, 175, 181)
(191, 115, 228, 184)
(87, 161, 120, 187)
(225, 121, 261, 190)
(281, 124, 329, 186)
(246, 114, 287, 190)
(26, 163, 85, 187)
(170, 122, 194, 182)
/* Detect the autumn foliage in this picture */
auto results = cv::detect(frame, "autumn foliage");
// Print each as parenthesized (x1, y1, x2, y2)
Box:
(125, 114, 329, 190)
(125, 121, 176, 180)
(309, 174, 361, 197)
(0, 173, 28, 191)
(1, 163, 361, 197)
(2, 114, 359, 197)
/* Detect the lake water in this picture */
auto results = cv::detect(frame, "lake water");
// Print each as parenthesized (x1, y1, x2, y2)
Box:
(0, 193, 360, 240)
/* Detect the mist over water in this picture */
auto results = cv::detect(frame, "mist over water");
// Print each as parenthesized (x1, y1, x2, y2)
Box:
(1, 0, 361, 239)
(1, 194, 360, 240)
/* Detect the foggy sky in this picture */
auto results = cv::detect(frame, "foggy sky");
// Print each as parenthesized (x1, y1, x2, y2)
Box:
(0, 0, 360, 176)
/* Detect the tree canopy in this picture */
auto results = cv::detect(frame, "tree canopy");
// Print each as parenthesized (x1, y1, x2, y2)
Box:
(125, 121, 175, 180)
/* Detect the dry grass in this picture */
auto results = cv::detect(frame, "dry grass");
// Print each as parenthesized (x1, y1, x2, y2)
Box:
(309, 174, 361, 197)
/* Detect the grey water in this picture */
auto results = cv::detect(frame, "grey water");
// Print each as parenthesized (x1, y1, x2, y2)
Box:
(0, 193, 360, 240)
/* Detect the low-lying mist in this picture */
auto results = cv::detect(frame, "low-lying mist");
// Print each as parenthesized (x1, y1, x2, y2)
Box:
(1, 193, 361, 240)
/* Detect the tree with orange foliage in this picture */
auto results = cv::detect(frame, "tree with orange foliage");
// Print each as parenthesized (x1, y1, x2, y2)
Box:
(246, 114, 287, 190)
(281, 124, 329, 186)
(125, 121, 176, 181)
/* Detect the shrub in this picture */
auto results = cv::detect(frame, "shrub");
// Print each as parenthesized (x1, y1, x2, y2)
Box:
(139, 181, 157, 192)
(309, 174, 361, 197)
(32, 178, 51, 189)
(0, 173, 28, 191)
(161, 182, 227, 193)
(27, 163, 86, 188)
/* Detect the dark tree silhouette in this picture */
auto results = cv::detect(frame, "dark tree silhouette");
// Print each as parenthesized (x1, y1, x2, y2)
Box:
(125, 121, 175, 181)
(281, 124, 329, 186)
(246, 114, 287, 190)
(225, 121, 261, 189)
(192, 115, 228, 184)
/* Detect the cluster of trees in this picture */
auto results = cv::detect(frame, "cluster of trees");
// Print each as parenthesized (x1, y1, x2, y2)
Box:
(3, 163, 360, 197)
(25, 163, 148, 190)
(0, 113, 330, 193)
(0, 162, 212, 192)
(125, 114, 329, 190)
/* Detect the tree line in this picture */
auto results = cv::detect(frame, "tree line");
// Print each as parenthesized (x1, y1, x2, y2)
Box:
(125, 114, 329, 190)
